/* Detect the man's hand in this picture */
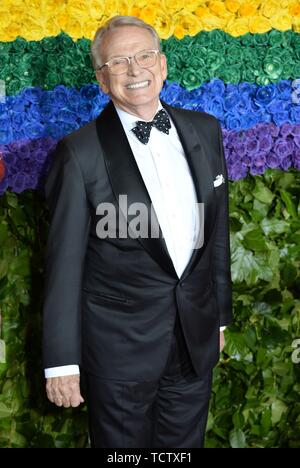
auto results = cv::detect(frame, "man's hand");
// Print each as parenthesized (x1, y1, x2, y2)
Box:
(220, 331, 225, 353)
(46, 375, 84, 408)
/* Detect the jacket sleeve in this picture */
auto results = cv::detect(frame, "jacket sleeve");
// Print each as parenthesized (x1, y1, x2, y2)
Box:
(43, 139, 90, 368)
(212, 121, 233, 327)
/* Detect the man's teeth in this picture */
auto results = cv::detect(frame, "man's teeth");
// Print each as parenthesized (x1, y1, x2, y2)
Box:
(126, 81, 149, 89)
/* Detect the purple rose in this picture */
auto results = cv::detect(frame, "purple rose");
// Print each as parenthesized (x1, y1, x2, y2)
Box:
(273, 138, 293, 158)
(280, 156, 292, 170)
(266, 152, 280, 169)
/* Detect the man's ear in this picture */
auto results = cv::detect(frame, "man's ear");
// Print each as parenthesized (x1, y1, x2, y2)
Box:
(96, 70, 109, 94)
(160, 54, 168, 81)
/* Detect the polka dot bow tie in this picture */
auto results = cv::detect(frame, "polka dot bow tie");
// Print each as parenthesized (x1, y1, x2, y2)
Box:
(131, 109, 171, 145)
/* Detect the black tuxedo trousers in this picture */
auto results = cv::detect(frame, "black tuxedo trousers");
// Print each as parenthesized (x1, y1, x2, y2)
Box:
(84, 313, 212, 448)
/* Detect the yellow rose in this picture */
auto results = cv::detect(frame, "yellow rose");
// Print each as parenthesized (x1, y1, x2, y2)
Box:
(271, 12, 292, 31)
(290, 2, 300, 16)
(173, 25, 185, 40)
(163, 0, 185, 15)
(290, 3, 300, 17)
(83, 20, 101, 40)
(140, 6, 158, 24)
(195, 7, 206, 19)
(44, 19, 61, 38)
(225, 0, 240, 14)
(260, 1, 286, 19)
(248, 15, 271, 33)
(183, 0, 205, 12)
(176, 11, 202, 36)
(239, 4, 257, 17)
(65, 18, 83, 39)
(201, 11, 226, 31)
(66, 0, 90, 20)
(293, 16, 300, 32)
(154, 13, 174, 39)
(130, 7, 142, 18)
(2, 21, 22, 41)
(239, 0, 261, 8)
(208, 1, 229, 17)
(24, 19, 46, 40)
(0, 8, 11, 28)
(56, 12, 70, 31)
(226, 17, 249, 36)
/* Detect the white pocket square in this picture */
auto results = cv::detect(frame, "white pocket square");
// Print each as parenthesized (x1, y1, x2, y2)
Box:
(213, 174, 225, 187)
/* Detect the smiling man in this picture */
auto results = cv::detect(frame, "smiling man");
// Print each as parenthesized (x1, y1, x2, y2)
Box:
(43, 16, 232, 448)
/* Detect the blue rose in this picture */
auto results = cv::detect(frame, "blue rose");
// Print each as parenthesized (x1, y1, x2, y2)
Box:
(255, 85, 277, 106)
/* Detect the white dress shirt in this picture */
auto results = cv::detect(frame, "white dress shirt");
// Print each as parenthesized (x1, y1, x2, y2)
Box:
(45, 100, 224, 379)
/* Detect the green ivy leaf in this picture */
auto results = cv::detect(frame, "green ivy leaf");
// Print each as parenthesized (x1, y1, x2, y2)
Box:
(253, 180, 274, 204)
(229, 429, 247, 448)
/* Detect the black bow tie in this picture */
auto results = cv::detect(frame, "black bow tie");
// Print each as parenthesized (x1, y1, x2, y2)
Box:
(131, 109, 171, 145)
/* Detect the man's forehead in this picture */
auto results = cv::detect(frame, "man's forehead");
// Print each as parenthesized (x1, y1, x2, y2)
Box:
(102, 27, 156, 57)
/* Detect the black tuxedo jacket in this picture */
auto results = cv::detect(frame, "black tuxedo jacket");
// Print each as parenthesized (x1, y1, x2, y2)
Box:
(43, 100, 233, 381)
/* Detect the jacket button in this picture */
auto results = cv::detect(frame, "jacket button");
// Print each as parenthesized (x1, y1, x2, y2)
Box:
(180, 282, 185, 288)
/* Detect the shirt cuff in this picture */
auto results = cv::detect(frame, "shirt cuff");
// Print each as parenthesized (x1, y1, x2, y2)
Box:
(219, 326, 226, 332)
(44, 365, 80, 378)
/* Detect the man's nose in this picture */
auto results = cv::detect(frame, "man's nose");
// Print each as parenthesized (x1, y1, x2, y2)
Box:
(127, 58, 141, 76)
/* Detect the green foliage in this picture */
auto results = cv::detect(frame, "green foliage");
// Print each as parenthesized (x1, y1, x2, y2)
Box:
(0, 170, 299, 448)
(206, 169, 300, 448)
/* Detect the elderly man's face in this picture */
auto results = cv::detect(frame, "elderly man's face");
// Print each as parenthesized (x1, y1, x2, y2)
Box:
(96, 26, 167, 117)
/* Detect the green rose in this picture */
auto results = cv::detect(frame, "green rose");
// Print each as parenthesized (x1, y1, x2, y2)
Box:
(256, 75, 271, 86)
(240, 33, 254, 47)
(29, 41, 43, 54)
(76, 38, 90, 55)
(58, 33, 75, 51)
(46, 70, 61, 88)
(42, 37, 58, 52)
(0, 42, 10, 54)
(226, 45, 243, 65)
(205, 52, 224, 72)
(186, 55, 206, 70)
(0, 53, 9, 68)
(269, 30, 284, 47)
(241, 69, 256, 84)
(292, 63, 300, 77)
(195, 31, 209, 47)
(252, 33, 269, 46)
(7, 78, 22, 95)
(181, 68, 204, 91)
(219, 65, 241, 84)
(161, 36, 178, 54)
(207, 30, 227, 48)
(63, 71, 81, 87)
(281, 62, 294, 80)
(281, 30, 292, 47)
(46, 54, 60, 69)
(12, 37, 27, 53)
(165, 65, 180, 83)
(264, 60, 283, 80)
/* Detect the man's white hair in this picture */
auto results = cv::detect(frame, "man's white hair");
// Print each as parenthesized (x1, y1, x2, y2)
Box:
(91, 15, 161, 70)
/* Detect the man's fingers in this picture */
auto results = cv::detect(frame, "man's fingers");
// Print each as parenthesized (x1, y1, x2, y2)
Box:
(46, 375, 84, 408)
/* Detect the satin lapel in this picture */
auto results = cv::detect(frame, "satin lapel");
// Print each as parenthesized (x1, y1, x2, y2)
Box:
(162, 102, 216, 280)
(96, 101, 177, 278)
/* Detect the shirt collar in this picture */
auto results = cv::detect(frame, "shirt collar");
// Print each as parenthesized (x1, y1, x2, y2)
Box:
(114, 101, 165, 132)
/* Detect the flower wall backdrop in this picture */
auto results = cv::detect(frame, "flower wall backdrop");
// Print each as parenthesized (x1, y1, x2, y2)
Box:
(0, 0, 299, 448)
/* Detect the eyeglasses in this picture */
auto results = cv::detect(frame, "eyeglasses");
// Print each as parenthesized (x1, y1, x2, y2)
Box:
(97, 49, 160, 75)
